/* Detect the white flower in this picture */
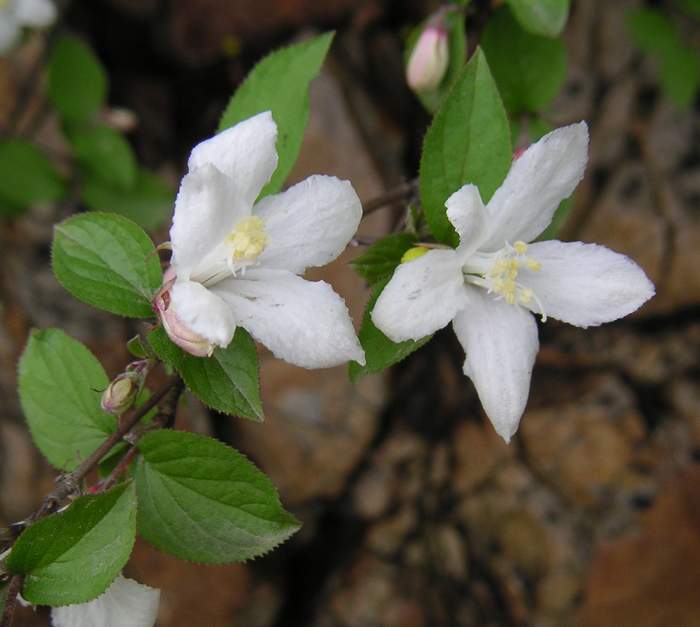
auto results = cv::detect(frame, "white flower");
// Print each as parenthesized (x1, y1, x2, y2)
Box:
(372, 122, 655, 442)
(51, 574, 160, 627)
(155, 111, 366, 368)
(0, 0, 56, 54)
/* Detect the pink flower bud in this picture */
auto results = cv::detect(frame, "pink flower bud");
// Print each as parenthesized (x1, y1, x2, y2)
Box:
(406, 24, 449, 92)
(101, 372, 140, 415)
(153, 274, 215, 358)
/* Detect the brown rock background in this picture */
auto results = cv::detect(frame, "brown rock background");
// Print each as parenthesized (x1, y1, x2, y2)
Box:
(1, 1, 699, 626)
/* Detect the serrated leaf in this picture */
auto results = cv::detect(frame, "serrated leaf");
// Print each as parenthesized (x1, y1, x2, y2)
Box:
(351, 234, 417, 285)
(405, 11, 467, 113)
(482, 7, 567, 114)
(69, 124, 137, 191)
(52, 212, 163, 317)
(350, 277, 432, 382)
(218, 32, 333, 198)
(18, 329, 116, 471)
(81, 167, 174, 230)
(505, 0, 570, 38)
(627, 8, 700, 108)
(135, 430, 299, 563)
(0, 139, 65, 215)
(148, 326, 262, 421)
(48, 35, 107, 123)
(419, 48, 511, 246)
(7, 483, 136, 606)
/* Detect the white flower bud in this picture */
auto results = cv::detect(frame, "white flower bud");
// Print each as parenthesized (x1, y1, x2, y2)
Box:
(406, 24, 449, 92)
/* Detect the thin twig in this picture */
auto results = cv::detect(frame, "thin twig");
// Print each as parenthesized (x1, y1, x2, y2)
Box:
(362, 180, 418, 216)
(28, 374, 181, 524)
(94, 378, 185, 493)
(0, 375, 181, 627)
(0, 576, 23, 627)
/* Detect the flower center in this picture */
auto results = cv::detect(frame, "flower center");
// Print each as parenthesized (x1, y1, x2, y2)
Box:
(465, 241, 547, 321)
(224, 216, 268, 261)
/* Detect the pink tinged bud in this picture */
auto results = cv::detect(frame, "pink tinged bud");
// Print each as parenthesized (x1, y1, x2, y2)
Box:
(153, 283, 215, 358)
(406, 25, 449, 92)
(101, 372, 140, 415)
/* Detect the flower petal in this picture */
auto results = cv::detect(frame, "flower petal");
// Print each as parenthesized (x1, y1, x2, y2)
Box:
(16, 0, 57, 27)
(213, 269, 365, 368)
(170, 280, 237, 349)
(453, 287, 539, 442)
(188, 111, 278, 208)
(51, 574, 160, 627)
(480, 122, 589, 251)
(169, 164, 244, 280)
(445, 183, 487, 260)
(523, 240, 655, 327)
(254, 175, 362, 274)
(371, 249, 467, 342)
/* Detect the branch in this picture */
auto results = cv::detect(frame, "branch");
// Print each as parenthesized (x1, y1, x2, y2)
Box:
(28, 374, 181, 524)
(362, 180, 418, 216)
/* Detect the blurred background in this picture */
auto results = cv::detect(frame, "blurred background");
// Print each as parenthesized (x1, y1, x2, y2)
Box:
(1, 0, 699, 625)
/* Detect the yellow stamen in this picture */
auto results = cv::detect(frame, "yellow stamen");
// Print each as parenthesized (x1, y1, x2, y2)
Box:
(514, 241, 528, 254)
(526, 258, 541, 272)
(225, 216, 268, 261)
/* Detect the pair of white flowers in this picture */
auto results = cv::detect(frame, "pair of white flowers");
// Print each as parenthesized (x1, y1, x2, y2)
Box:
(157, 112, 653, 446)
(0, 0, 55, 54)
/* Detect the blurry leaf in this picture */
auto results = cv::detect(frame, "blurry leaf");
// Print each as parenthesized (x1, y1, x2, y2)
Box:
(52, 212, 163, 317)
(148, 326, 262, 421)
(48, 35, 107, 123)
(0, 139, 65, 215)
(7, 483, 136, 606)
(405, 10, 467, 113)
(420, 48, 511, 246)
(135, 430, 300, 563)
(82, 167, 174, 230)
(69, 124, 137, 190)
(18, 329, 115, 471)
(218, 32, 333, 198)
(505, 0, 570, 37)
(627, 8, 700, 108)
(351, 234, 417, 285)
(350, 277, 432, 382)
(126, 335, 148, 358)
(482, 7, 567, 113)
(675, 0, 700, 19)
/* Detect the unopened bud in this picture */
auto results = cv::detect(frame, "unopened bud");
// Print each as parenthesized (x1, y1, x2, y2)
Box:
(406, 24, 449, 92)
(401, 246, 429, 264)
(153, 271, 215, 358)
(101, 372, 140, 415)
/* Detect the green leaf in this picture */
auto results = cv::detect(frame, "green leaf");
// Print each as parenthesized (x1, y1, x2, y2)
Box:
(0, 139, 65, 215)
(148, 326, 262, 421)
(350, 277, 432, 382)
(419, 48, 511, 246)
(675, 0, 700, 19)
(135, 430, 299, 563)
(48, 35, 107, 123)
(351, 234, 417, 285)
(7, 483, 136, 606)
(18, 329, 115, 471)
(52, 212, 163, 317)
(627, 8, 700, 108)
(505, 0, 570, 37)
(482, 7, 567, 113)
(126, 335, 148, 358)
(81, 167, 174, 230)
(218, 32, 333, 198)
(405, 11, 467, 113)
(69, 124, 137, 191)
